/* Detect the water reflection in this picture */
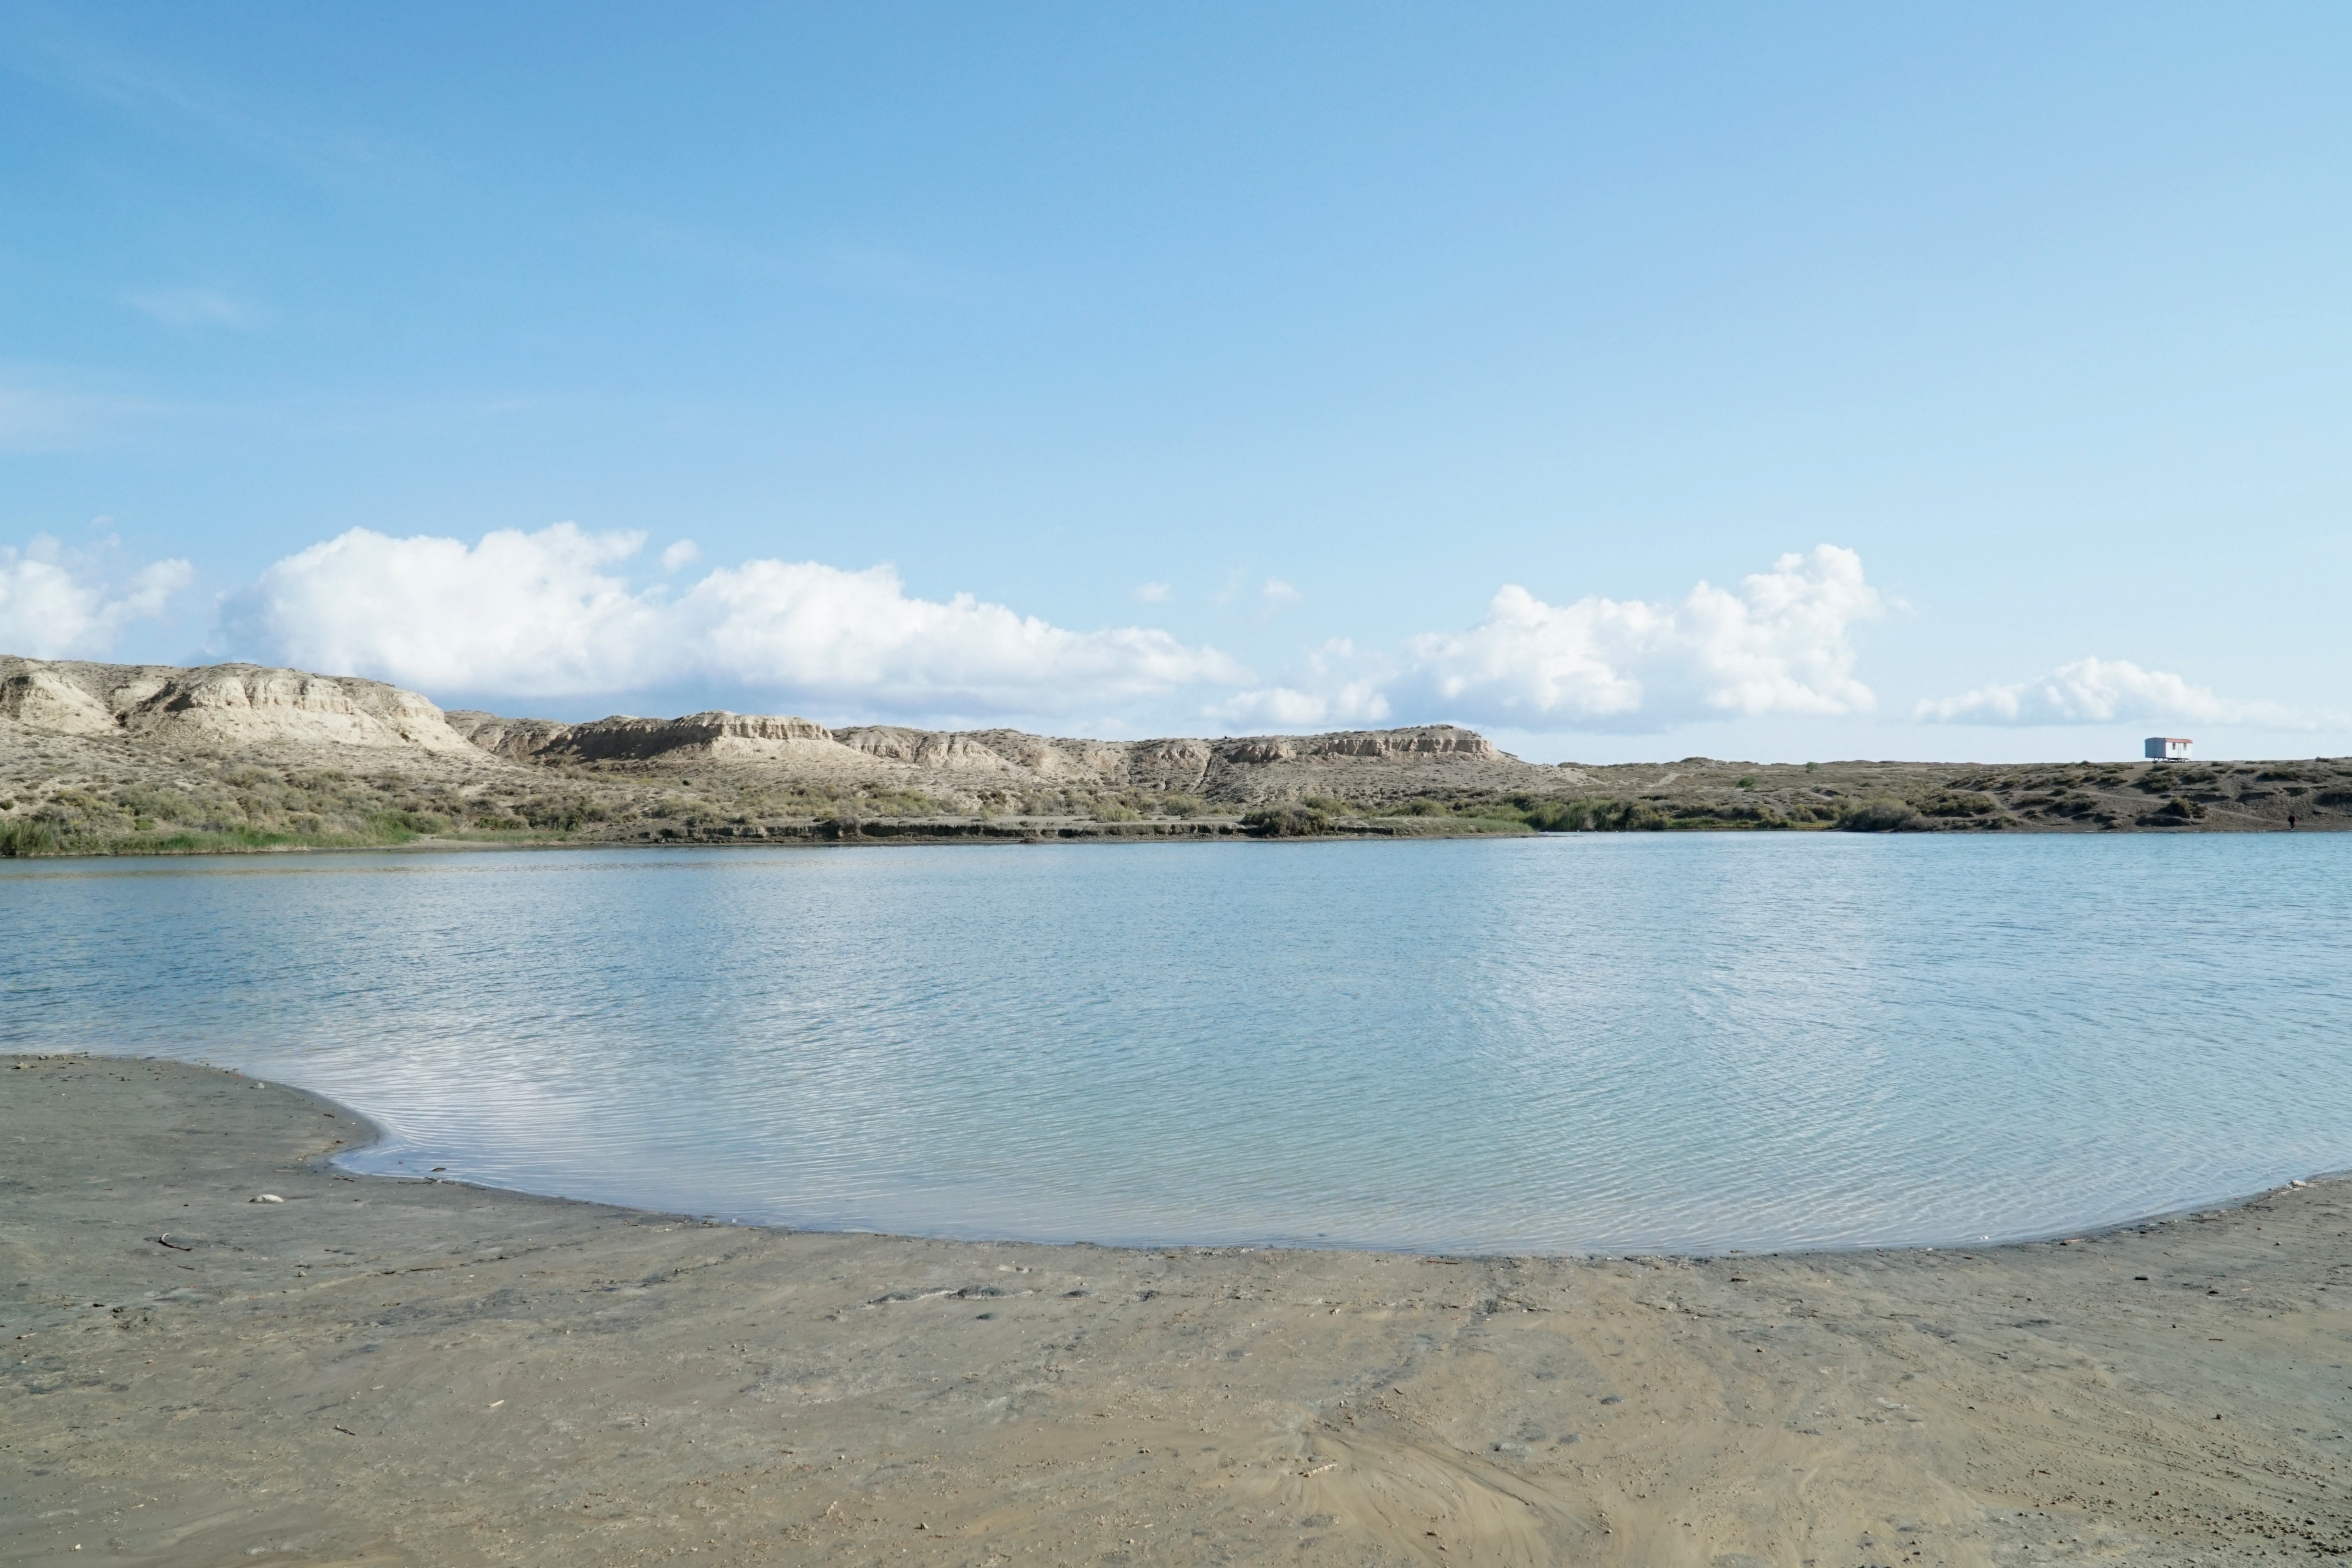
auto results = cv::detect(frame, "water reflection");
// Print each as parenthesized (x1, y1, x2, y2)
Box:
(6, 834, 2347, 1253)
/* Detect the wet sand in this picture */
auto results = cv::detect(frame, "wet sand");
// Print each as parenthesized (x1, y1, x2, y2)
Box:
(5, 1055, 2350, 1567)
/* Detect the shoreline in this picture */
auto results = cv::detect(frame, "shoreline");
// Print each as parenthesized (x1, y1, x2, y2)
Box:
(9, 1055, 2352, 1565)
(42, 1048, 2334, 1263)
(324, 1087, 2349, 1269)
(2, 808, 2327, 868)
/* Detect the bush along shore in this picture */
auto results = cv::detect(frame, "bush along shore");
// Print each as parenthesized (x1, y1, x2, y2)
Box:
(5, 758, 2347, 857)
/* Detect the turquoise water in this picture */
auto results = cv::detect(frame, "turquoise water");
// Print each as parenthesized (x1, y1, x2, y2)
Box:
(6, 834, 2348, 1254)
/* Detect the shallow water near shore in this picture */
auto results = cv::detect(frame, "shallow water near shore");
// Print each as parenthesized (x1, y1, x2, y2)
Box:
(7, 833, 2349, 1253)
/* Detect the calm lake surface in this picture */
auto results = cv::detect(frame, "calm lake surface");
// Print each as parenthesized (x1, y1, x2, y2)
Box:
(7, 834, 2349, 1254)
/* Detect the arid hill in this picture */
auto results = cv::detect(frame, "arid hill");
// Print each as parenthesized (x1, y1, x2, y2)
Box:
(2, 655, 2345, 854)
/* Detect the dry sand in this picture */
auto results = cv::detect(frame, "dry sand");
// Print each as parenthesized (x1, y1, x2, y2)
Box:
(5, 1055, 2350, 1567)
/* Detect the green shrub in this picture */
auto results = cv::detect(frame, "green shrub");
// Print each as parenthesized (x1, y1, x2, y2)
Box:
(1916, 791, 1998, 817)
(1521, 798, 1670, 832)
(1836, 798, 1919, 832)
(518, 797, 609, 831)
(0, 820, 65, 857)
(1519, 799, 1584, 832)
(1158, 793, 1207, 817)
(1735, 776, 1757, 790)
(1241, 805, 1330, 838)
(858, 788, 941, 817)
(113, 785, 197, 821)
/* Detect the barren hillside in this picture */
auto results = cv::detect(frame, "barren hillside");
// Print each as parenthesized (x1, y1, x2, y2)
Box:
(2, 656, 2344, 855)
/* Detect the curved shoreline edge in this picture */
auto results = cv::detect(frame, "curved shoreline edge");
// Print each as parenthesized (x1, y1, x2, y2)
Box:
(46, 1053, 2343, 1260)
(37, 1048, 2339, 1262)
(9, 1051, 2352, 1565)
(89, 1048, 2352, 1261)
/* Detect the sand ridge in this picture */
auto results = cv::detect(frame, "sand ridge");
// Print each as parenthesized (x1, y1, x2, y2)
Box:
(5, 1055, 2351, 1566)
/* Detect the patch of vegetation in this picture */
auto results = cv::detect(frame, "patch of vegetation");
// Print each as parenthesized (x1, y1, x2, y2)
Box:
(1914, 790, 1999, 818)
(852, 787, 942, 817)
(1512, 798, 1667, 832)
(1836, 798, 1920, 832)
(1241, 805, 1329, 837)
(517, 796, 611, 831)
(0, 819, 65, 857)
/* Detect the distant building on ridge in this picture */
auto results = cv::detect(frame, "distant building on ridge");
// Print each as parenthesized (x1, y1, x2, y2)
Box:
(2144, 737, 2193, 761)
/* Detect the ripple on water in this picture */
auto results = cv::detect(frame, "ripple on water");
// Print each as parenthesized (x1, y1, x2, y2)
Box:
(5, 833, 2349, 1253)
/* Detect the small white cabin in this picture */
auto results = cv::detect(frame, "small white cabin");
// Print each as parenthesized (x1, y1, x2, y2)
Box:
(2144, 737, 2193, 761)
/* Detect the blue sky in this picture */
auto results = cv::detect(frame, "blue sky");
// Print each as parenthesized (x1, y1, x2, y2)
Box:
(3, 2, 2347, 761)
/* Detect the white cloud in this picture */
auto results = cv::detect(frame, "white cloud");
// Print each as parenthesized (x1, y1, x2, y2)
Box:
(1215, 682, 1391, 728)
(0, 535, 194, 658)
(227, 524, 1246, 715)
(1214, 640, 1392, 729)
(1399, 544, 1884, 728)
(1262, 578, 1303, 606)
(687, 558, 1242, 711)
(660, 539, 701, 572)
(1132, 581, 1171, 603)
(1917, 656, 2305, 728)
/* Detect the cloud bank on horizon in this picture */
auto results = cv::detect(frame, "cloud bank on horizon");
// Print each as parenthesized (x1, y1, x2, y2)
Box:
(0, 525, 2311, 738)
(1222, 545, 1887, 731)
(1914, 657, 2302, 729)
(222, 525, 1245, 716)
(0, 535, 193, 662)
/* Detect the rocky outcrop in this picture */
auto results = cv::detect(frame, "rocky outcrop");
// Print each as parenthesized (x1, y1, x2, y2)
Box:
(1211, 726, 1494, 765)
(1, 655, 1538, 806)
(0, 666, 120, 737)
(821, 724, 1497, 792)
(2, 659, 482, 757)
(460, 710, 855, 766)
(834, 727, 1027, 772)
(442, 711, 577, 761)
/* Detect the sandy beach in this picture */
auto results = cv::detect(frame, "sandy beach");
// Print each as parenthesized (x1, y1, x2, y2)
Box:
(5, 1055, 2349, 1567)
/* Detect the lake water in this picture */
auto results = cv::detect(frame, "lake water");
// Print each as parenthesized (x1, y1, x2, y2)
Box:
(7, 834, 2348, 1255)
